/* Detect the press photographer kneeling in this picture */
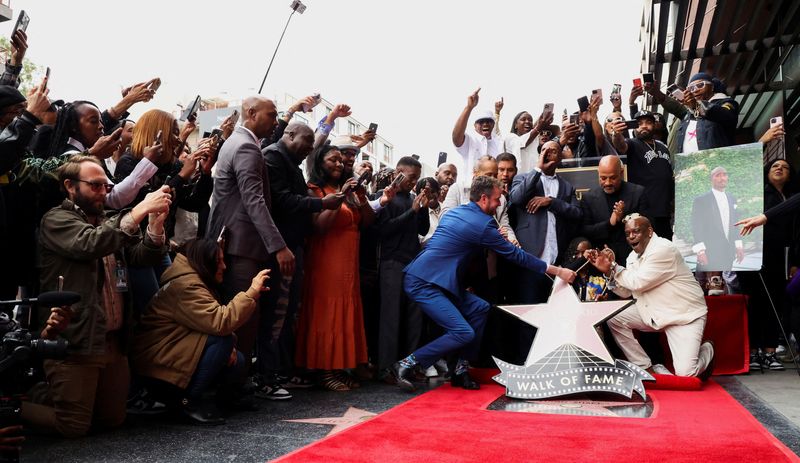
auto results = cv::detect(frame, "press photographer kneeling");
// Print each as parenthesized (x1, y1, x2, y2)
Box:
(130, 238, 269, 425)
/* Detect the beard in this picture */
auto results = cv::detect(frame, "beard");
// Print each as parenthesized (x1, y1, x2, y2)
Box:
(73, 189, 105, 216)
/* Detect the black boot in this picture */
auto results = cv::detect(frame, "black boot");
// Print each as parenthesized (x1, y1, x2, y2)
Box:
(391, 361, 417, 392)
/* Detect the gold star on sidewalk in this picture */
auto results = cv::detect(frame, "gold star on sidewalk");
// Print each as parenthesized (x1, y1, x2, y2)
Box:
(283, 407, 377, 436)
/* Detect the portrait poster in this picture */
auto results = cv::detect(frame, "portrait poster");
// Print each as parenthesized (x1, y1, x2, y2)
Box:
(673, 143, 763, 272)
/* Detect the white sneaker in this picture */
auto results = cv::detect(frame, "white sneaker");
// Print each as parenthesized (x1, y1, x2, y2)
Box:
(651, 364, 673, 375)
(424, 365, 438, 378)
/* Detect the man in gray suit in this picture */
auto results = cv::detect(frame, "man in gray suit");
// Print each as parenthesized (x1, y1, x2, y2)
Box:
(207, 96, 295, 396)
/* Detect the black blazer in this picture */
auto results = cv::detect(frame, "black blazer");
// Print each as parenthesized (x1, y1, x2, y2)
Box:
(691, 190, 738, 271)
(580, 182, 648, 265)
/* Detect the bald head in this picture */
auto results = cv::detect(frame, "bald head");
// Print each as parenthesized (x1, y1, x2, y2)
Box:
(242, 95, 278, 139)
(281, 121, 314, 161)
(598, 155, 624, 194)
(473, 155, 498, 179)
(436, 163, 458, 186)
(624, 214, 654, 254)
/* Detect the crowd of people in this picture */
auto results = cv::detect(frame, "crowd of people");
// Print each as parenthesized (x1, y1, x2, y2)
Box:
(0, 26, 796, 448)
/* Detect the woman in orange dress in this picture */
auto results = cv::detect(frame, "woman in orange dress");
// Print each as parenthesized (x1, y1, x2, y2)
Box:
(295, 144, 375, 390)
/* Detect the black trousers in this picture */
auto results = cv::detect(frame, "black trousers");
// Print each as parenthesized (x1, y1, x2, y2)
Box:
(378, 259, 422, 370)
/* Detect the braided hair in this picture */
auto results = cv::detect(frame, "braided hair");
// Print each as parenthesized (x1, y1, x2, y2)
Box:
(47, 101, 98, 158)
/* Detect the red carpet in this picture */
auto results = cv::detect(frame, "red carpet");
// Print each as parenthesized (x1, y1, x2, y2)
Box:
(274, 382, 799, 463)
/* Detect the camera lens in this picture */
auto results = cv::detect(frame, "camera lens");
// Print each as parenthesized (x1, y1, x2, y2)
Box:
(30, 338, 69, 359)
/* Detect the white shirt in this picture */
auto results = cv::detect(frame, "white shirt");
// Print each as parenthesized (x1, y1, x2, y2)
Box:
(105, 157, 118, 177)
(711, 188, 730, 239)
(682, 120, 699, 154)
(455, 130, 504, 173)
(537, 169, 559, 265)
(504, 132, 539, 174)
(419, 205, 443, 247)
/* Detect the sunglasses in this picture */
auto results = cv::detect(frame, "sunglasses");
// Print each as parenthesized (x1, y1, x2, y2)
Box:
(540, 130, 552, 138)
(606, 117, 625, 123)
(687, 80, 711, 92)
(74, 178, 114, 193)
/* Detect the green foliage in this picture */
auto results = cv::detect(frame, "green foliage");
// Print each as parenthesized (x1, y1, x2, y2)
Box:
(0, 36, 42, 95)
(673, 143, 764, 245)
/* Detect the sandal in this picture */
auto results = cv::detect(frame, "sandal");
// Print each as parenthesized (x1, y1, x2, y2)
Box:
(337, 370, 361, 389)
(319, 370, 350, 391)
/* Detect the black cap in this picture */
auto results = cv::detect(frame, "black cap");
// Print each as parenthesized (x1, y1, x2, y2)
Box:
(0, 85, 25, 110)
(633, 110, 656, 122)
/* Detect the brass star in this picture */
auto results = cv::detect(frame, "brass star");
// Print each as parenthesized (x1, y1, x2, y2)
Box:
(284, 407, 377, 436)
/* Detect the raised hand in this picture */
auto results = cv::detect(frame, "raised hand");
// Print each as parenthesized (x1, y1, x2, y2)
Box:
(467, 88, 481, 109)
(246, 269, 271, 299)
(9, 29, 28, 66)
(88, 128, 124, 160)
(495, 96, 504, 114)
(331, 104, 352, 119)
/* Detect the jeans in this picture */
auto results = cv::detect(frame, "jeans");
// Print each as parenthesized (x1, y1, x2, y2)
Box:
(405, 274, 490, 368)
(186, 335, 245, 399)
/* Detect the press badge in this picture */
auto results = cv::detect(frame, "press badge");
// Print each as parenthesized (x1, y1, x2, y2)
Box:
(115, 262, 129, 292)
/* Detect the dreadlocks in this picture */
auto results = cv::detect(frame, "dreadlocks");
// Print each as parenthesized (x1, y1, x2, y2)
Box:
(46, 100, 98, 158)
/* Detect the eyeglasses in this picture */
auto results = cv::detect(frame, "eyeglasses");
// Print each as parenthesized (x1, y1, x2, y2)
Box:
(687, 80, 711, 92)
(606, 117, 625, 123)
(73, 179, 114, 193)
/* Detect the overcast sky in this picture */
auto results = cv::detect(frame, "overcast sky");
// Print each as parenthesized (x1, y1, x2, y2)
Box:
(9, 0, 644, 171)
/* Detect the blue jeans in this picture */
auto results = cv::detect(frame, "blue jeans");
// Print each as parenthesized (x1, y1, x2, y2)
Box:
(186, 335, 245, 399)
(405, 274, 490, 368)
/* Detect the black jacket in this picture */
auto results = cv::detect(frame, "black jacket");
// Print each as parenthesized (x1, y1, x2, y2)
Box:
(676, 95, 739, 152)
(263, 140, 323, 249)
(375, 190, 429, 265)
(580, 181, 649, 265)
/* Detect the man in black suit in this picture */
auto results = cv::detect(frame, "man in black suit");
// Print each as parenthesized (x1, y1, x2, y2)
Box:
(259, 122, 345, 391)
(580, 155, 649, 265)
(690, 166, 743, 271)
(206, 95, 295, 396)
(509, 141, 582, 303)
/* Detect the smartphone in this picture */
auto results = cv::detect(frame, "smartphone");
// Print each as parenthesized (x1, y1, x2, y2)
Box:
(611, 83, 622, 95)
(577, 96, 590, 113)
(356, 170, 372, 189)
(437, 151, 447, 166)
(12, 10, 30, 37)
(43, 67, 51, 91)
(154, 129, 163, 145)
(368, 122, 378, 133)
(181, 95, 201, 121)
(625, 120, 639, 130)
(642, 72, 654, 84)
(303, 93, 321, 112)
(543, 103, 554, 118)
(592, 88, 603, 100)
(666, 83, 684, 101)
(569, 114, 579, 125)
(148, 78, 161, 93)
(217, 225, 227, 246)
(391, 172, 406, 188)
(632, 77, 642, 88)
(230, 109, 240, 125)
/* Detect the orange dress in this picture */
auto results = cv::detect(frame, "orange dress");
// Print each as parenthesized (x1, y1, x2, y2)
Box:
(295, 184, 368, 370)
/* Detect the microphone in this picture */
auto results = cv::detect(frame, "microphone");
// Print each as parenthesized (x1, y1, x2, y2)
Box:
(0, 291, 81, 307)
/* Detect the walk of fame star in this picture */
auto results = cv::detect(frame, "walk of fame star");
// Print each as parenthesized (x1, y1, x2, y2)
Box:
(283, 407, 377, 436)
(496, 276, 634, 365)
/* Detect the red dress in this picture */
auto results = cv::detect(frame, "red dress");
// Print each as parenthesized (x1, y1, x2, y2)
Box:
(295, 184, 368, 369)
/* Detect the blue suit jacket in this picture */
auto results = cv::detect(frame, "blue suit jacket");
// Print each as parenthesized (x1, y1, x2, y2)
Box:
(404, 201, 547, 297)
(509, 170, 582, 263)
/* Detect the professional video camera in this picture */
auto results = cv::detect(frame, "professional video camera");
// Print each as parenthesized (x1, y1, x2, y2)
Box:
(0, 290, 79, 463)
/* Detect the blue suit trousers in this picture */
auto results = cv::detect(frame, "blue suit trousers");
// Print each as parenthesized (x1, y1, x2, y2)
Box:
(405, 273, 490, 368)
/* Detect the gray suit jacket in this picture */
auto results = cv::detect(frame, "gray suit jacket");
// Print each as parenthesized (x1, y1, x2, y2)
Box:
(207, 126, 285, 259)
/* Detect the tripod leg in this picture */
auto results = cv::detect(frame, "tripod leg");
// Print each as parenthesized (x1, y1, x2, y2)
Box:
(758, 272, 800, 376)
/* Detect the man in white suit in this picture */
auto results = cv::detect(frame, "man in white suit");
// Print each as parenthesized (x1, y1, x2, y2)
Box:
(588, 214, 715, 378)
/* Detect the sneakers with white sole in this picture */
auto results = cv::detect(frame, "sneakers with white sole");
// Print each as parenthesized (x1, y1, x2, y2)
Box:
(651, 364, 674, 375)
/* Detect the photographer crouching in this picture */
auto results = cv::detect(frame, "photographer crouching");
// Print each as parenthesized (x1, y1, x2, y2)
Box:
(130, 239, 269, 425)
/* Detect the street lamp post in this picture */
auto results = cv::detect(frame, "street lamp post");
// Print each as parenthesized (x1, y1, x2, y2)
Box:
(258, 0, 306, 94)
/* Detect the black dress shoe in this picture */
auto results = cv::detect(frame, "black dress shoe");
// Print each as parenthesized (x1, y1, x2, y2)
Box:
(391, 362, 417, 392)
(451, 372, 480, 390)
(180, 398, 225, 426)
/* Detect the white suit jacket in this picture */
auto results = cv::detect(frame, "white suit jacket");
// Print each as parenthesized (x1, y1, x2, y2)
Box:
(613, 235, 707, 329)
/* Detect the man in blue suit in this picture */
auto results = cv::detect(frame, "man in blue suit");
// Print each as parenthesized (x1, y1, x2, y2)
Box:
(392, 176, 576, 391)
